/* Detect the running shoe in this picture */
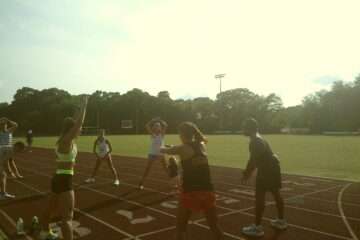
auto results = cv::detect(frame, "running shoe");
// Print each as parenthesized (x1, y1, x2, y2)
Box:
(3, 192, 15, 199)
(39, 230, 59, 240)
(242, 224, 264, 237)
(270, 219, 288, 230)
(84, 178, 95, 183)
(114, 179, 120, 186)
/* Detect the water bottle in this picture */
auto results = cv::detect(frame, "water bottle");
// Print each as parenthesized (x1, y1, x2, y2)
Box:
(31, 216, 40, 232)
(16, 217, 25, 235)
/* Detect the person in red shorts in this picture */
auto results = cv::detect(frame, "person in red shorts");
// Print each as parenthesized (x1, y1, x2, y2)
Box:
(161, 122, 223, 240)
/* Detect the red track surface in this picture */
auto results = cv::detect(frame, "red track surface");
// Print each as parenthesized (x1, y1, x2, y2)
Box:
(0, 148, 359, 240)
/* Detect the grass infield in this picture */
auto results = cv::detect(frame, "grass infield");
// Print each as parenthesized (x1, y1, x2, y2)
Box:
(24, 134, 360, 181)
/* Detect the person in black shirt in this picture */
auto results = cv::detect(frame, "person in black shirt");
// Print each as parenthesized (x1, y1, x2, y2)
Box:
(241, 118, 287, 237)
(26, 129, 33, 151)
(161, 122, 223, 240)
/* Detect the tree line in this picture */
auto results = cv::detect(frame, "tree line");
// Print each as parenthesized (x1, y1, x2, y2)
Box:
(0, 74, 359, 135)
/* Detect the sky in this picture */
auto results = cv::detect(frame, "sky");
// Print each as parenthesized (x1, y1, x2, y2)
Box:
(1, 0, 360, 107)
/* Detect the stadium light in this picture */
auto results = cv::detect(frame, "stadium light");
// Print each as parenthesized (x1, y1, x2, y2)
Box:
(215, 73, 226, 94)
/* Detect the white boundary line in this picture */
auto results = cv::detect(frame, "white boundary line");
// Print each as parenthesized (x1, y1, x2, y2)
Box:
(338, 183, 359, 240)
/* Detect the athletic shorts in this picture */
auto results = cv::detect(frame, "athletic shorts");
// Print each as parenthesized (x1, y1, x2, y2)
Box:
(0, 146, 13, 173)
(97, 152, 109, 159)
(148, 154, 163, 161)
(180, 191, 216, 212)
(51, 174, 73, 194)
(256, 163, 282, 192)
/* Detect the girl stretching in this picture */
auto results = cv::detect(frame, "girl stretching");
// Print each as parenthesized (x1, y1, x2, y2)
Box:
(85, 129, 120, 186)
(161, 122, 223, 240)
(138, 118, 168, 190)
(39, 96, 88, 240)
(241, 118, 287, 237)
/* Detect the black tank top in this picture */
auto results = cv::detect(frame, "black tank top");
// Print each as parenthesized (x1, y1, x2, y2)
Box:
(181, 142, 214, 192)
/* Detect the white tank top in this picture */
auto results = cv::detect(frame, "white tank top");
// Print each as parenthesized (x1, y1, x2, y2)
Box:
(96, 138, 110, 157)
(0, 131, 12, 147)
(149, 134, 164, 155)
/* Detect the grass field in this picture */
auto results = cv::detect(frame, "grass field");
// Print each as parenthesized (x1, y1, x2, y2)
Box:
(26, 134, 360, 181)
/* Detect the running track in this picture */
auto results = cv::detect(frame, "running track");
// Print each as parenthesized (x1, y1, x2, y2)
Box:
(0, 148, 359, 240)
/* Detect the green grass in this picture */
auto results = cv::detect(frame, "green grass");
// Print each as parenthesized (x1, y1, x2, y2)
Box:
(25, 135, 360, 182)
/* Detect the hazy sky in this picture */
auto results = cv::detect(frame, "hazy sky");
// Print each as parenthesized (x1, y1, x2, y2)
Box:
(1, 0, 360, 106)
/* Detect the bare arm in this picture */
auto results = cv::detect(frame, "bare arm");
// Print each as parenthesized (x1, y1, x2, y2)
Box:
(242, 159, 256, 181)
(145, 118, 157, 134)
(62, 96, 88, 143)
(4, 118, 18, 133)
(107, 140, 113, 154)
(160, 145, 182, 155)
(93, 139, 97, 154)
(160, 120, 168, 135)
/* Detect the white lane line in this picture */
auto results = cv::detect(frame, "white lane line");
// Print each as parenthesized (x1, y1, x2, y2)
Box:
(194, 222, 246, 240)
(11, 169, 135, 239)
(338, 183, 359, 240)
(17, 158, 238, 213)
(16, 152, 357, 240)
(122, 226, 177, 240)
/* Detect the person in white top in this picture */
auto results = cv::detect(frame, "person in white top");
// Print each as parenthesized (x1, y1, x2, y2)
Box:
(138, 118, 169, 189)
(85, 129, 120, 186)
(0, 117, 18, 199)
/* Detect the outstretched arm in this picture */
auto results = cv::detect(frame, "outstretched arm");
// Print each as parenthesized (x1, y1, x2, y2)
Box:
(2, 118, 18, 133)
(63, 96, 88, 143)
(159, 120, 168, 135)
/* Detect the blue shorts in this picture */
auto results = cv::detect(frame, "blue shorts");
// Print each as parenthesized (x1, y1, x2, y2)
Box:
(148, 154, 163, 161)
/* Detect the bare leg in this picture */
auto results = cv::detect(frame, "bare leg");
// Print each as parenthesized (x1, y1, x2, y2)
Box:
(176, 205, 192, 240)
(41, 194, 58, 231)
(90, 157, 102, 178)
(139, 159, 155, 186)
(106, 155, 119, 180)
(271, 190, 284, 219)
(205, 208, 223, 240)
(58, 190, 75, 240)
(0, 170, 6, 193)
(9, 158, 22, 178)
(255, 189, 266, 226)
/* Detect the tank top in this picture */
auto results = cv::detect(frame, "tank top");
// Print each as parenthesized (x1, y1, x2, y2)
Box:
(0, 131, 12, 147)
(96, 138, 110, 157)
(55, 143, 77, 175)
(149, 134, 164, 155)
(181, 142, 213, 192)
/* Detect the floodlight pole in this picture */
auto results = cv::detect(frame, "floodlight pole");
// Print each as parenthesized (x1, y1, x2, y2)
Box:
(215, 73, 226, 94)
(215, 74, 226, 130)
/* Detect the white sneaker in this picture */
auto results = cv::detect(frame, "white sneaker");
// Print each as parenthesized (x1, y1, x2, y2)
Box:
(139, 185, 144, 190)
(114, 179, 120, 186)
(270, 219, 288, 230)
(242, 224, 264, 237)
(85, 178, 95, 183)
(39, 230, 59, 240)
(3, 192, 15, 199)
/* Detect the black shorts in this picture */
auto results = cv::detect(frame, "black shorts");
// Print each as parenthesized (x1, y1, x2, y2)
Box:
(51, 174, 73, 194)
(256, 163, 282, 192)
